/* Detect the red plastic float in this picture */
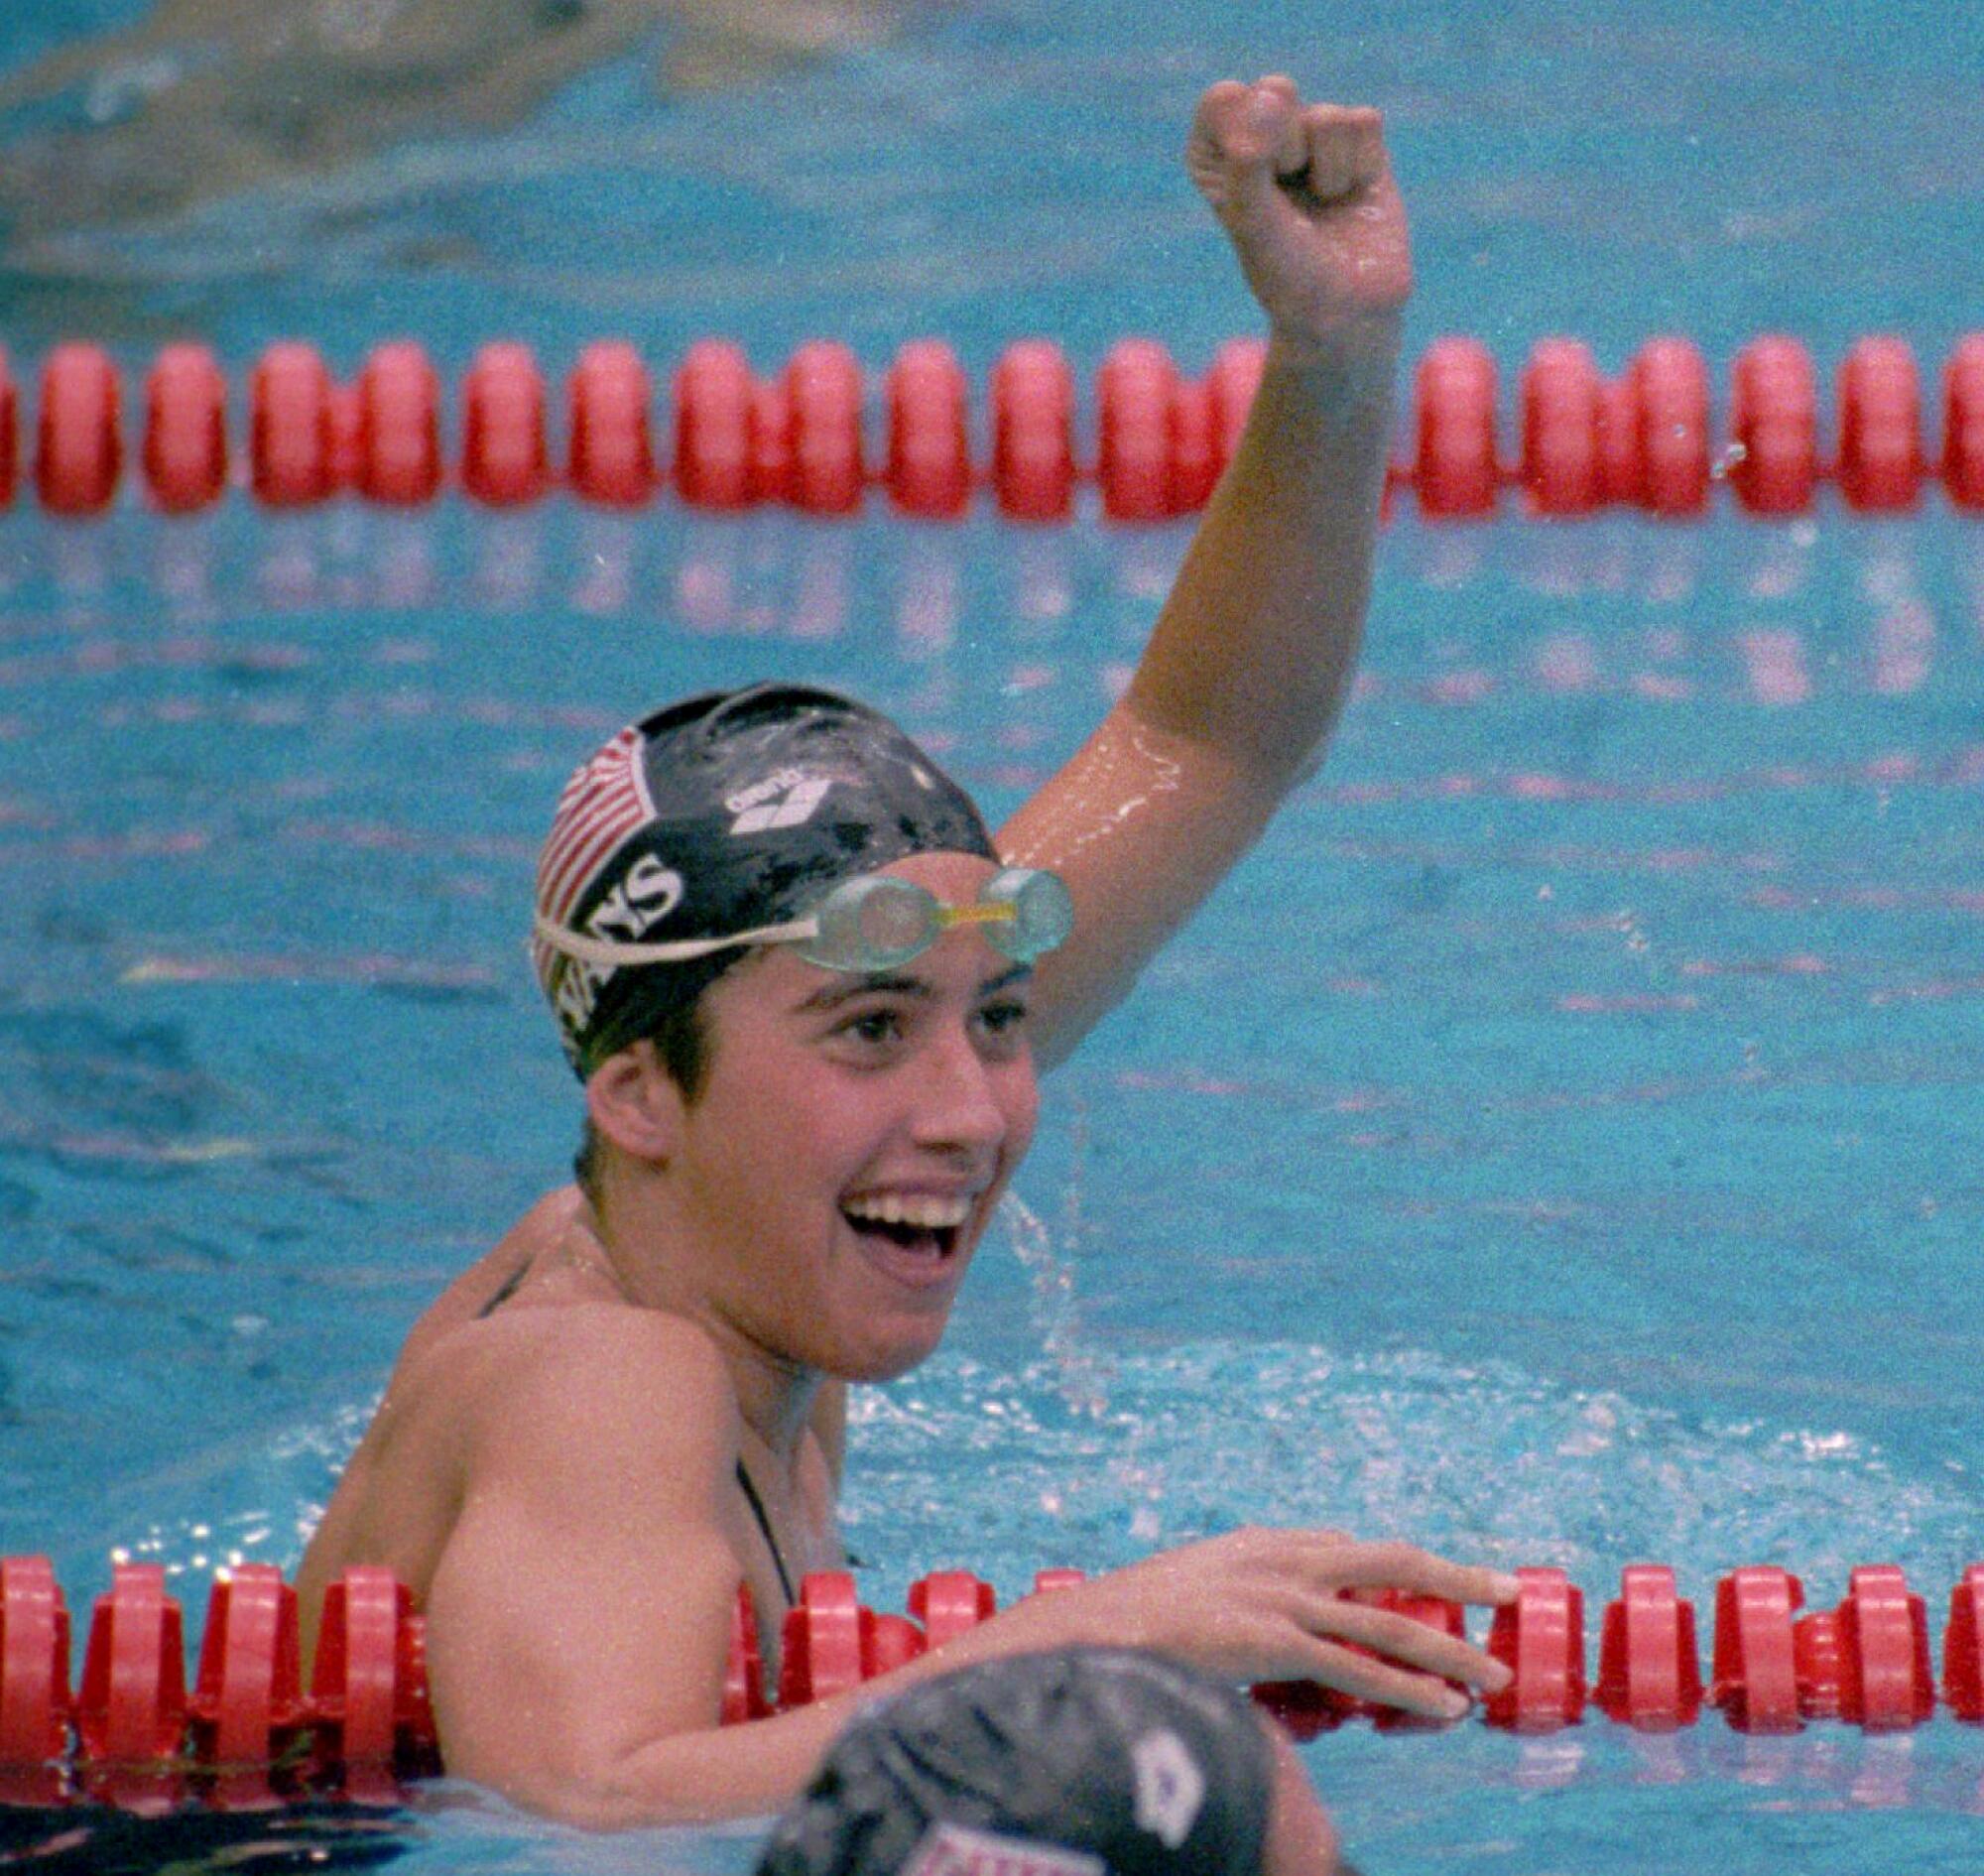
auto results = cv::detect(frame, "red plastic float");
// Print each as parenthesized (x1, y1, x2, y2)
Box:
(567, 340, 656, 505)
(1097, 337, 1180, 522)
(1413, 336, 1500, 518)
(187, 1565, 305, 1807)
(991, 340, 1076, 522)
(1595, 1564, 1702, 1730)
(141, 343, 228, 513)
(1520, 338, 1604, 517)
(312, 1565, 420, 1781)
(908, 1569, 998, 1650)
(1946, 1565, 1984, 1721)
(461, 341, 550, 507)
(0, 350, 16, 508)
(1836, 1564, 1935, 1730)
(779, 1571, 869, 1709)
(885, 339, 971, 519)
(74, 1564, 186, 1779)
(1794, 1605, 1846, 1720)
(37, 342, 123, 516)
(0, 1558, 69, 1805)
(1838, 335, 1922, 513)
(1710, 1565, 1803, 1733)
(672, 339, 755, 510)
(357, 341, 442, 506)
(1943, 335, 1984, 512)
(250, 342, 337, 506)
(1729, 334, 1819, 516)
(723, 1581, 770, 1725)
(785, 340, 865, 516)
(1484, 1566, 1586, 1731)
(1628, 337, 1712, 516)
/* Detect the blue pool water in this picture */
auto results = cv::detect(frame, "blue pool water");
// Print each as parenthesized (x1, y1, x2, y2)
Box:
(2, 0, 1982, 1871)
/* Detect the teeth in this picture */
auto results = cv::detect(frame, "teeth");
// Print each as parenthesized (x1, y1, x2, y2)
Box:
(844, 1193, 971, 1230)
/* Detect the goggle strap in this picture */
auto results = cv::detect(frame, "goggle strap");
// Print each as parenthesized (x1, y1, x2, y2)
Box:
(532, 913, 818, 969)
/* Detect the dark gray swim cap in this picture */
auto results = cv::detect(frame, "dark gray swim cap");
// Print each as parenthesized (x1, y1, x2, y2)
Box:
(755, 1649, 1275, 1876)
(532, 684, 996, 1078)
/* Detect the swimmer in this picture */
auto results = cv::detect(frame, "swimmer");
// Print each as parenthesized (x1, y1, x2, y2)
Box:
(757, 1648, 1357, 1876)
(296, 76, 1519, 1829)
(0, 0, 926, 250)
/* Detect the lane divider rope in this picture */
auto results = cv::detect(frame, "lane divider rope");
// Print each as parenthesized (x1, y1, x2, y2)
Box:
(3, 333, 1980, 523)
(2, 1556, 1981, 1812)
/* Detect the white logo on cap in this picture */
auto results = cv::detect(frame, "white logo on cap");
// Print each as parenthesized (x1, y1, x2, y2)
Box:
(1131, 1729, 1205, 1850)
(725, 768, 833, 835)
(900, 1822, 1104, 1876)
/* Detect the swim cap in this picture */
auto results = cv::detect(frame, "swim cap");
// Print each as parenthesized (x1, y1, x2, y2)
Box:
(532, 683, 997, 1078)
(756, 1649, 1275, 1876)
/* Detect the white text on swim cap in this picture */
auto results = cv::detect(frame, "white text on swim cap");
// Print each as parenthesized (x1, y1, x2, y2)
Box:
(552, 855, 686, 1042)
(725, 768, 833, 834)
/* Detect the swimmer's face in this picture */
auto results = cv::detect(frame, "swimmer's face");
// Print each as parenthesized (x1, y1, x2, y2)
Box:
(665, 851, 1041, 1382)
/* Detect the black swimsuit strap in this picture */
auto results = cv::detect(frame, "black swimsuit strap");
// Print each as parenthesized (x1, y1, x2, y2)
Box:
(734, 1459, 798, 1608)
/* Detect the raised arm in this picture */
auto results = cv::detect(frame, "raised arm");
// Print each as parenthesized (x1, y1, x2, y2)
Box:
(1002, 77, 1411, 1069)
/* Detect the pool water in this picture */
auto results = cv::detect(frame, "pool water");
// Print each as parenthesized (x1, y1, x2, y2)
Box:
(3, 0, 1982, 1870)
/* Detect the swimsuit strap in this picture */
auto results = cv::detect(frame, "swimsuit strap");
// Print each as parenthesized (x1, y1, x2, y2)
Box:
(735, 1458, 798, 1609)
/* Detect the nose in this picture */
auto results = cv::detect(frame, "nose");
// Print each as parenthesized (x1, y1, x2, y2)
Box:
(908, 1019, 1017, 1159)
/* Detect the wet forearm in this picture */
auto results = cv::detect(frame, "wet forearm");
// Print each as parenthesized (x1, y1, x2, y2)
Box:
(1125, 321, 1402, 777)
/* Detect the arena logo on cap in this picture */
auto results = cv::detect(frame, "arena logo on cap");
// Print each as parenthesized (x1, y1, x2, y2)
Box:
(899, 1823, 1105, 1876)
(1130, 1730, 1206, 1849)
(725, 768, 834, 834)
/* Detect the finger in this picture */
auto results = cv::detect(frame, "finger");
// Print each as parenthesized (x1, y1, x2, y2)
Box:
(1297, 1639, 1475, 1721)
(1302, 1597, 1511, 1692)
(1315, 1541, 1521, 1607)
(1297, 105, 1386, 202)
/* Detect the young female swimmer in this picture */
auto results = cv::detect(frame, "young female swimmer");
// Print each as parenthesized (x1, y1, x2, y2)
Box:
(297, 77, 1519, 1829)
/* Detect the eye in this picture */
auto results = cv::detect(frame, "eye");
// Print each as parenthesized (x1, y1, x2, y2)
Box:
(974, 997, 1031, 1047)
(835, 1006, 906, 1048)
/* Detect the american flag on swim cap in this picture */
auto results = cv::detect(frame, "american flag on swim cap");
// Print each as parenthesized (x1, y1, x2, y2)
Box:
(529, 721, 652, 996)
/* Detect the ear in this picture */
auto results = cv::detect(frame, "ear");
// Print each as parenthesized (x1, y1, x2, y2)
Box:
(584, 1041, 688, 1167)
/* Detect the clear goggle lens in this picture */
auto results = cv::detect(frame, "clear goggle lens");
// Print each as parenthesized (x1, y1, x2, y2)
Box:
(798, 867, 1074, 972)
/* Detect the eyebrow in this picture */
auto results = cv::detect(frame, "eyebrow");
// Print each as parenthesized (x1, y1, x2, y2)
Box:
(795, 961, 1034, 1015)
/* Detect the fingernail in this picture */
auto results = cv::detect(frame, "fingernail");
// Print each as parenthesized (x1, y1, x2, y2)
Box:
(1491, 1572, 1523, 1600)
(1487, 1660, 1514, 1691)
(1439, 1688, 1471, 1720)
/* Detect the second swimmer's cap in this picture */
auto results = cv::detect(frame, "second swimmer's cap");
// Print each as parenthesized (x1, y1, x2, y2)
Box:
(755, 1649, 1275, 1876)
(531, 683, 997, 1078)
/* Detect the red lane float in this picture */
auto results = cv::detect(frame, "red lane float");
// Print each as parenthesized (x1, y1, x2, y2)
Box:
(1485, 1567, 1586, 1732)
(886, 339, 971, 518)
(0, 350, 16, 509)
(1946, 1566, 1984, 1721)
(991, 340, 1076, 522)
(251, 343, 338, 507)
(1710, 1565, 1802, 1733)
(1729, 335, 1819, 516)
(567, 339, 656, 506)
(8, 1554, 1984, 1813)
(1838, 336, 1922, 513)
(1413, 337, 1500, 518)
(461, 341, 550, 508)
(1944, 335, 1984, 512)
(356, 341, 442, 506)
(37, 343, 122, 516)
(5, 331, 1983, 520)
(1595, 1564, 1702, 1730)
(1520, 339, 1604, 517)
(673, 338, 755, 511)
(143, 343, 228, 513)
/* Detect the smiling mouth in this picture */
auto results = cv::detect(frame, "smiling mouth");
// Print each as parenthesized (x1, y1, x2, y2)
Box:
(841, 1193, 971, 1272)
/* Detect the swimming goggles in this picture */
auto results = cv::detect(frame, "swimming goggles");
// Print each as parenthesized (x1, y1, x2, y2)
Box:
(535, 865, 1074, 975)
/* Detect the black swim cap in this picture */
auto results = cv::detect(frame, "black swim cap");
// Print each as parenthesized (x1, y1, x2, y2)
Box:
(756, 1649, 1274, 1876)
(532, 684, 996, 1078)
